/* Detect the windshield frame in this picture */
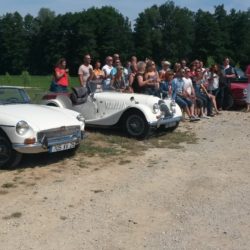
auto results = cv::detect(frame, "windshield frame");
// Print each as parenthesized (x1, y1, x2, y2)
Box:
(0, 87, 31, 105)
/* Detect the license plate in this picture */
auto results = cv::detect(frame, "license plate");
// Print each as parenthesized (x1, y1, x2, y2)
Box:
(49, 142, 76, 153)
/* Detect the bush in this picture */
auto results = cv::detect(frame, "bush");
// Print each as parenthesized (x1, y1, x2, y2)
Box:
(206, 56, 216, 68)
(21, 71, 31, 86)
(5, 72, 12, 84)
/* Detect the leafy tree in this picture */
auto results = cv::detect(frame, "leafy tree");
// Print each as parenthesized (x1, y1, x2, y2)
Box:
(134, 1, 194, 63)
(0, 12, 27, 74)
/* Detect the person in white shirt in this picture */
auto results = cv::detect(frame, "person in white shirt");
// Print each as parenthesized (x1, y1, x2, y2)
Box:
(78, 54, 93, 87)
(182, 68, 199, 119)
(102, 56, 113, 89)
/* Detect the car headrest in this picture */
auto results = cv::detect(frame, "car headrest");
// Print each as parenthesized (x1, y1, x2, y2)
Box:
(71, 86, 88, 98)
(71, 86, 88, 105)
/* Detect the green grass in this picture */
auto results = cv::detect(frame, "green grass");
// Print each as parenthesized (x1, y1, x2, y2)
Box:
(0, 74, 80, 103)
(0, 74, 80, 90)
(78, 129, 198, 159)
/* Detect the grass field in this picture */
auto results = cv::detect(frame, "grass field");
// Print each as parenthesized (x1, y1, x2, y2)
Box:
(0, 74, 80, 90)
(0, 74, 80, 102)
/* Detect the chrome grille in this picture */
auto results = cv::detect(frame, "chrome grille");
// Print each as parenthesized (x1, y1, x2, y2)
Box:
(37, 125, 81, 142)
(159, 103, 172, 117)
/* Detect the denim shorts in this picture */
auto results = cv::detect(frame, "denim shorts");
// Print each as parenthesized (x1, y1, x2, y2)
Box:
(50, 81, 68, 93)
(175, 95, 192, 108)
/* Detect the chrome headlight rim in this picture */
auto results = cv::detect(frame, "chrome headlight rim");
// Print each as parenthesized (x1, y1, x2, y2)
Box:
(16, 120, 30, 135)
(152, 103, 160, 114)
(77, 114, 85, 122)
(170, 100, 176, 113)
(243, 88, 248, 96)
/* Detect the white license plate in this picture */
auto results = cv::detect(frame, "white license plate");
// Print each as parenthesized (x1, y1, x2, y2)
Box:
(50, 142, 76, 153)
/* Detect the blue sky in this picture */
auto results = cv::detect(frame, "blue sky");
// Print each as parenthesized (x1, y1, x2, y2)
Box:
(1, 0, 249, 26)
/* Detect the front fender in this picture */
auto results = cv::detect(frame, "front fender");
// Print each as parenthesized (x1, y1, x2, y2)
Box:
(86, 104, 155, 127)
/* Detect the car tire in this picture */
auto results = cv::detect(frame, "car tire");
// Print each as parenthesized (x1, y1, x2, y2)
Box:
(0, 135, 22, 169)
(123, 110, 150, 139)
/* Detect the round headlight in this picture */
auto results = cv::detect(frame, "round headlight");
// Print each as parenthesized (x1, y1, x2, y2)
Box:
(77, 114, 85, 122)
(153, 103, 160, 114)
(243, 88, 248, 96)
(16, 121, 30, 135)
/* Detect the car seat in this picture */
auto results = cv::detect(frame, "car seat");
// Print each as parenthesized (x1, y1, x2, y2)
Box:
(70, 86, 88, 105)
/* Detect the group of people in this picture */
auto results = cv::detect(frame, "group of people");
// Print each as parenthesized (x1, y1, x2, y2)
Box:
(50, 54, 250, 120)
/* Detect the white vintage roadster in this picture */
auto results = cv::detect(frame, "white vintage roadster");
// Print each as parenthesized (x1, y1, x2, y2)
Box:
(42, 87, 182, 139)
(0, 86, 85, 168)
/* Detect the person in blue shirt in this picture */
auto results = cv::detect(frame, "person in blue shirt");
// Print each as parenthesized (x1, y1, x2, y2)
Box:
(171, 69, 199, 122)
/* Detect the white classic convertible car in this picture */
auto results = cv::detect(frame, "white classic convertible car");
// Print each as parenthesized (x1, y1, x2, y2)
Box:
(0, 86, 85, 168)
(42, 87, 182, 139)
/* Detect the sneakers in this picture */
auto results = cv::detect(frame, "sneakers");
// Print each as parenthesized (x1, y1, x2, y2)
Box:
(200, 114, 210, 119)
(189, 115, 200, 122)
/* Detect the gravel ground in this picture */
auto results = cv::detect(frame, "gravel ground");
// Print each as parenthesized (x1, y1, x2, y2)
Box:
(0, 110, 250, 250)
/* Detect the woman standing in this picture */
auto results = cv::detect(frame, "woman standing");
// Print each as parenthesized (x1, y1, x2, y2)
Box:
(110, 66, 126, 91)
(132, 61, 154, 94)
(208, 64, 220, 95)
(144, 60, 160, 96)
(50, 58, 69, 92)
(245, 64, 250, 112)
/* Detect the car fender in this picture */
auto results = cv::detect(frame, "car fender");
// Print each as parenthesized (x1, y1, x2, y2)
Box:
(86, 104, 154, 126)
(43, 95, 72, 109)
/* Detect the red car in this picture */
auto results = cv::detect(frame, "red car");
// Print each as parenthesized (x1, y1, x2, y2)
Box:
(222, 68, 248, 109)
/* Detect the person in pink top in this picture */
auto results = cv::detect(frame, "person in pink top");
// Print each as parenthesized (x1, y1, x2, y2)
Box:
(50, 58, 69, 92)
(245, 64, 250, 112)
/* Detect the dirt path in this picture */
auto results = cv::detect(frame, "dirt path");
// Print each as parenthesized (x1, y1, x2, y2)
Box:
(0, 111, 250, 250)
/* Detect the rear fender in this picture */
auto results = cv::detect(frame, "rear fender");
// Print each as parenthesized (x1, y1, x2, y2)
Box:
(44, 95, 72, 109)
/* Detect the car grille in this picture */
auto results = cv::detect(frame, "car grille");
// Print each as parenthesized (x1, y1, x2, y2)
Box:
(159, 103, 172, 117)
(37, 125, 81, 144)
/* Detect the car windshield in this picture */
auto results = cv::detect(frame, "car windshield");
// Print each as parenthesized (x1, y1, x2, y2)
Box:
(88, 80, 129, 94)
(235, 68, 246, 78)
(0, 87, 31, 105)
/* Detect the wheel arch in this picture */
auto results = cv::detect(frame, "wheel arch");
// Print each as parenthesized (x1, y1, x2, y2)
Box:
(119, 107, 147, 125)
(0, 128, 10, 141)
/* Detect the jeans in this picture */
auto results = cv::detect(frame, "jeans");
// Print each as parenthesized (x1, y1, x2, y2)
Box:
(50, 81, 68, 93)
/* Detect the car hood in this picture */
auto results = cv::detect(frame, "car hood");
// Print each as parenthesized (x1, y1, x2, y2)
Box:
(231, 82, 248, 89)
(0, 104, 81, 130)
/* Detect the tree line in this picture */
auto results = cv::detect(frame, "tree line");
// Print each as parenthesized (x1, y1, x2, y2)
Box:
(0, 1, 249, 75)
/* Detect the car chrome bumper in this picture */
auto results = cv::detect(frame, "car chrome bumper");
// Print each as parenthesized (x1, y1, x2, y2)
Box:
(13, 132, 85, 154)
(149, 116, 181, 128)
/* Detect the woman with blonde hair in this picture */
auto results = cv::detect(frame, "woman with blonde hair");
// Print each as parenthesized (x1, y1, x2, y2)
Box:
(131, 61, 154, 94)
(144, 60, 160, 96)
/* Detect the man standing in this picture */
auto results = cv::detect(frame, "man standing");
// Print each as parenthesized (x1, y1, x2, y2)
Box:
(78, 54, 93, 87)
(220, 57, 236, 109)
(102, 56, 113, 90)
(222, 57, 236, 86)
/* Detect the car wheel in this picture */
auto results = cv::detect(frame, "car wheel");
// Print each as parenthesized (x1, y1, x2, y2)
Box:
(0, 135, 22, 169)
(123, 110, 150, 139)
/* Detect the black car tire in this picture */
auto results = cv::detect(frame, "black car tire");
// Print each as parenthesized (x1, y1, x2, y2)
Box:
(0, 135, 22, 169)
(123, 110, 150, 139)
